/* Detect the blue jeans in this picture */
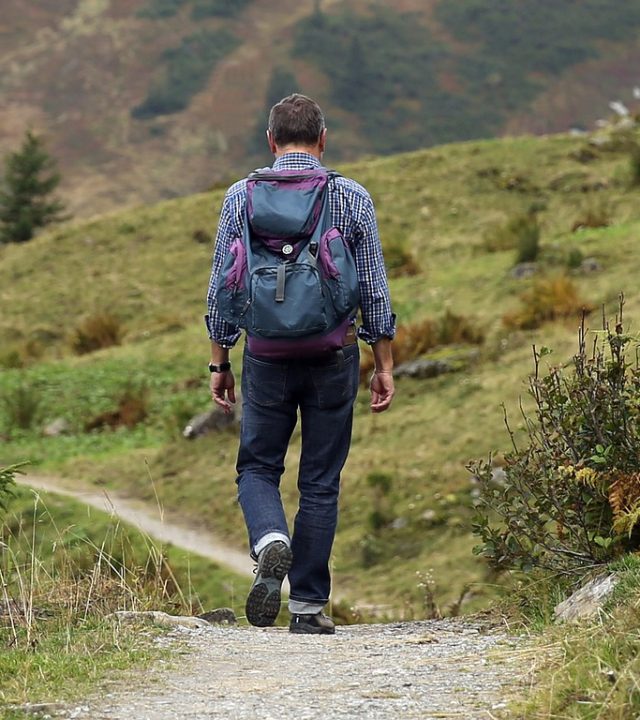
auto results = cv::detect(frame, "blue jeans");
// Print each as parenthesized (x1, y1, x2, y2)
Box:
(236, 342, 360, 611)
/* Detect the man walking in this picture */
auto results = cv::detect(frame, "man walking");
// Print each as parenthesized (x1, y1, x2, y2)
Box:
(205, 94, 395, 634)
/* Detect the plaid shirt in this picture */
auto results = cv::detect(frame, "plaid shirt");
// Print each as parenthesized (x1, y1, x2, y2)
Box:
(205, 152, 395, 347)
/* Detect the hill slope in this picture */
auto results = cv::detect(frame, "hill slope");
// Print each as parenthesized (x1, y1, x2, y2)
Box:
(2, 126, 640, 614)
(2, 0, 640, 216)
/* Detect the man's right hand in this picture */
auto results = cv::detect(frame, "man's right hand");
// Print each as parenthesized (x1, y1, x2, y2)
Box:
(210, 371, 236, 414)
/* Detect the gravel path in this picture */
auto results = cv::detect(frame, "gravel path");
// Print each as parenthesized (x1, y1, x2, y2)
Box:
(57, 619, 530, 720)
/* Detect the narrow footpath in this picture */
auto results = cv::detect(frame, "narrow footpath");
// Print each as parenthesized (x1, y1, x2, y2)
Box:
(61, 620, 532, 720)
(17, 475, 536, 719)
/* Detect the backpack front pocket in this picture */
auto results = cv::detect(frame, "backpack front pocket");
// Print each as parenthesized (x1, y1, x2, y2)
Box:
(250, 264, 328, 338)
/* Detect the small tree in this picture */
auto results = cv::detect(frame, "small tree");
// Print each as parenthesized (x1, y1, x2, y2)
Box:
(0, 131, 66, 243)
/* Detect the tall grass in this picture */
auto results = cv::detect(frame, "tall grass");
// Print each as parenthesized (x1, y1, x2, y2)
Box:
(0, 486, 246, 707)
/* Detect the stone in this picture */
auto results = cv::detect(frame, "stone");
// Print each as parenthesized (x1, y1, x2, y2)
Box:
(510, 262, 537, 280)
(43, 417, 70, 437)
(183, 405, 240, 439)
(554, 572, 619, 623)
(197, 607, 237, 625)
(579, 257, 601, 274)
(395, 359, 452, 379)
(110, 610, 211, 630)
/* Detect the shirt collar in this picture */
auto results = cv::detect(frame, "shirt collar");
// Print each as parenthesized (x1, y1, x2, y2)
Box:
(272, 152, 322, 171)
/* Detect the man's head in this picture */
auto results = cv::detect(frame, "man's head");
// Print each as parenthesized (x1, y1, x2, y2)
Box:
(267, 93, 326, 157)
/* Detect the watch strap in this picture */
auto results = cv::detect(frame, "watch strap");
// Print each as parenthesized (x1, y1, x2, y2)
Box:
(208, 361, 231, 373)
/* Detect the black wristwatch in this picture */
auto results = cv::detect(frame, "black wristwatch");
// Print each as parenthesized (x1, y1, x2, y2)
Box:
(208, 361, 231, 373)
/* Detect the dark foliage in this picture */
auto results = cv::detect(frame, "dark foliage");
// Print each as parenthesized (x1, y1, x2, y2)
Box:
(293, 7, 489, 155)
(137, 0, 187, 19)
(190, 0, 252, 20)
(437, 0, 640, 127)
(0, 131, 66, 243)
(137, 0, 251, 19)
(131, 30, 239, 119)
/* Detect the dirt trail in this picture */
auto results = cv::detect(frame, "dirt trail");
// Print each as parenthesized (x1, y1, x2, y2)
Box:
(17, 474, 254, 578)
(15, 476, 535, 719)
(58, 619, 532, 720)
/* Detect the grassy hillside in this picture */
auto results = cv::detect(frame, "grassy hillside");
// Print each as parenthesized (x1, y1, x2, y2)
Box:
(2, 126, 640, 616)
(2, 0, 640, 215)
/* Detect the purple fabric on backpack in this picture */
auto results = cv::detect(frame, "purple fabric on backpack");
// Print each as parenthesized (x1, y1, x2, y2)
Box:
(319, 227, 342, 279)
(246, 318, 352, 359)
(224, 237, 247, 290)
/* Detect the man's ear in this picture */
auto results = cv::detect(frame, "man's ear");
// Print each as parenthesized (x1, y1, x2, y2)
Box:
(267, 129, 277, 154)
(318, 127, 327, 154)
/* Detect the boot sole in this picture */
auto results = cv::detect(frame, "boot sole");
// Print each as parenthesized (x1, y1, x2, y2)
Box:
(289, 623, 335, 635)
(245, 543, 292, 627)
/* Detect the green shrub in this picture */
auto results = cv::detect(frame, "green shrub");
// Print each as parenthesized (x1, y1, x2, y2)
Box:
(472, 300, 640, 573)
(383, 239, 421, 277)
(482, 212, 540, 261)
(1, 382, 41, 432)
(70, 312, 123, 355)
(629, 143, 640, 188)
(84, 383, 149, 432)
(0, 464, 19, 519)
(567, 247, 584, 269)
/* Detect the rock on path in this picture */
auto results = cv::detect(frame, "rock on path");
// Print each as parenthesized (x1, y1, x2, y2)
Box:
(60, 619, 530, 720)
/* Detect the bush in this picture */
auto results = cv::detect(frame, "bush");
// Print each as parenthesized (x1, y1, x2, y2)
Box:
(482, 213, 540, 261)
(566, 247, 584, 270)
(472, 299, 640, 573)
(0, 464, 18, 519)
(503, 275, 592, 330)
(70, 312, 123, 355)
(359, 311, 484, 382)
(629, 143, 640, 188)
(1, 382, 41, 432)
(383, 239, 421, 277)
(571, 194, 611, 232)
(84, 383, 149, 432)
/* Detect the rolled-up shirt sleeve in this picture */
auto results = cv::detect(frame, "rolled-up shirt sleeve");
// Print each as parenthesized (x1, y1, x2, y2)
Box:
(205, 188, 243, 347)
(353, 193, 396, 345)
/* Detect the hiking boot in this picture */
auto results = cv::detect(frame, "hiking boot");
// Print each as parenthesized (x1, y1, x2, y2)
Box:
(289, 612, 335, 635)
(245, 541, 292, 627)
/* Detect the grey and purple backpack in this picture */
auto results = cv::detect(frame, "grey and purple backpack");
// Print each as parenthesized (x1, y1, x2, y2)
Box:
(216, 168, 360, 358)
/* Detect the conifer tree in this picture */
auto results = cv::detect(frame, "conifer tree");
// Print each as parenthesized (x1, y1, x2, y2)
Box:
(0, 131, 66, 243)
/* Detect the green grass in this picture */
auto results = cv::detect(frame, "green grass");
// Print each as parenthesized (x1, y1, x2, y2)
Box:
(508, 556, 640, 719)
(3, 129, 640, 617)
(0, 484, 251, 710)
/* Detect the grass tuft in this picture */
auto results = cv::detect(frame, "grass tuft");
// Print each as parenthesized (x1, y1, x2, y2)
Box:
(503, 275, 593, 330)
(70, 312, 123, 355)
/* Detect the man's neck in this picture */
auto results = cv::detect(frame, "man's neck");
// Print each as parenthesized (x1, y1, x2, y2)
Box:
(274, 144, 322, 160)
